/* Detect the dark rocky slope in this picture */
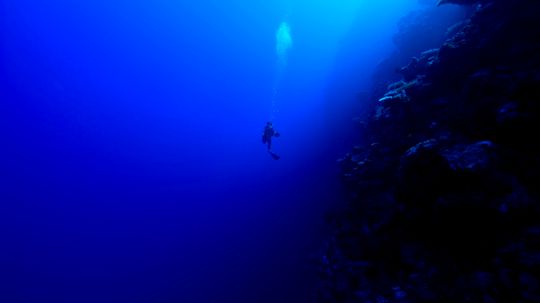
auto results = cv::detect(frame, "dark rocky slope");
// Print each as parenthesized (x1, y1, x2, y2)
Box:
(318, 1, 540, 302)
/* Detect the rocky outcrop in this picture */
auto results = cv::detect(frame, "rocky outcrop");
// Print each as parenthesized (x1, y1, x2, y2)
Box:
(371, 4, 472, 105)
(318, 1, 540, 302)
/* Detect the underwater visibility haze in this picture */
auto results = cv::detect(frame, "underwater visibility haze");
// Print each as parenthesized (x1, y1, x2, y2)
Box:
(7, 0, 535, 302)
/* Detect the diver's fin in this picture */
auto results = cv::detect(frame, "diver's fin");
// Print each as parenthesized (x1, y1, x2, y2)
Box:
(269, 151, 280, 160)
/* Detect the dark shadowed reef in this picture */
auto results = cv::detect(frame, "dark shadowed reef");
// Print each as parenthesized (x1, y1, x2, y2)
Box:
(318, 0, 540, 302)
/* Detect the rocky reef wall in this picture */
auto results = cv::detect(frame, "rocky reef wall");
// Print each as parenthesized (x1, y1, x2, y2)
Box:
(318, 1, 540, 302)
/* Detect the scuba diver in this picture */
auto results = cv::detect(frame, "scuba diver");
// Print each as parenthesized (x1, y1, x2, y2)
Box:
(262, 121, 281, 160)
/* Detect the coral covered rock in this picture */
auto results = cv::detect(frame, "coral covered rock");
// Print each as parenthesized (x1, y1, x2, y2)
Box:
(319, 0, 540, 302)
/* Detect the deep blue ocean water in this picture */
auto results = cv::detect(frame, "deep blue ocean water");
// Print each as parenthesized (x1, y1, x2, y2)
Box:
(1, 1, 422, 302)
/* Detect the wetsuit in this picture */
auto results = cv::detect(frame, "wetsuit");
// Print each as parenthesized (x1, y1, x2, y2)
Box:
(262, 125, 276, 150)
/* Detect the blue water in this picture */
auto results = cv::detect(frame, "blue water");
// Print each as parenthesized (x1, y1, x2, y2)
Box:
(1, 1, 421, 302)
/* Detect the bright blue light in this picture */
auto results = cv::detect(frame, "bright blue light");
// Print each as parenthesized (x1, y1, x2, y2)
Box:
(276, 22, 293, 65)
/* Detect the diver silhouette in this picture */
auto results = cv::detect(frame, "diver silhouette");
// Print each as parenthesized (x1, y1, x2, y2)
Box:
(262, 121, 281, 160)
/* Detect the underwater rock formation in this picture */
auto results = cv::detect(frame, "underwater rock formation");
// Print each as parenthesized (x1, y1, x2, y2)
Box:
(318, 1, 540, 302)
(371, 4, 472, 104)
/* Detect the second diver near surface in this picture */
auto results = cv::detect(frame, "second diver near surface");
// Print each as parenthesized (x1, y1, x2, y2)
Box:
(262, 121, 281, 160)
